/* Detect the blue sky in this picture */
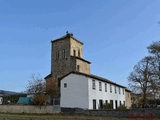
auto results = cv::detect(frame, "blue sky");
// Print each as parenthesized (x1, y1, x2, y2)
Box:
(0, 0, 160, 92)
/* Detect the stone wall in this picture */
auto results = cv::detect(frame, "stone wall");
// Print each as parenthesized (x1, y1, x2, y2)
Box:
(125, 90, 131, 109)
(1, 105, 159, 118)
(61, 107, 160, 118)
(51, 37, 71, 78)
(87, 109, 159, 118)
(70, 37, 83, 58)
(0, 105, 58, 114)
(50, 34, 90, 79)
(76, 58, 90, 74)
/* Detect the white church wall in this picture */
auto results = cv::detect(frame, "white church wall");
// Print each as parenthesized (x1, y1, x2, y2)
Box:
(60, 72, 126, 110)
(60, 73, 89, 109)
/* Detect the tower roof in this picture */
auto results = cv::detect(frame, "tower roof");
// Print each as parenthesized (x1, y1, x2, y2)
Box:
(51, 32, 83, 45)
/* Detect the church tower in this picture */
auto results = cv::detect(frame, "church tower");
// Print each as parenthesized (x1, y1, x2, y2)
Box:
(45, 32, 91, 86)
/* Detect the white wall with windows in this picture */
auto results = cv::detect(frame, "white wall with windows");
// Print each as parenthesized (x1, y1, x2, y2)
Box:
(60, 72, 126, 110)
(88, 78, 125, 109)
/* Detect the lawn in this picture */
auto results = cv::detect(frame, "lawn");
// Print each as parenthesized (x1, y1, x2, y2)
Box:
(0, 113, 159, 120)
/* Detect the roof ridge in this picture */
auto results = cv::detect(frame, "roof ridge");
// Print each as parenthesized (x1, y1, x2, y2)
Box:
(59, 71, 126, 88)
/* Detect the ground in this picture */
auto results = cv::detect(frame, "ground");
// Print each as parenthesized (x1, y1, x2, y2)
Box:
(0, 113, 159, 120)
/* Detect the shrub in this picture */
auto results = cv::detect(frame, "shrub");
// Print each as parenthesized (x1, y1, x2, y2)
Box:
(32, 93, 47, 105)
(3, 94, 26, 104)
(117, 104, 127, 110)
(103, 103, 113, 110)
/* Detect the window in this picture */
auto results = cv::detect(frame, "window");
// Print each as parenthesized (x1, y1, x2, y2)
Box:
(62, 49, 65, 59)
(119, 87, 121, 94)
(110, 85, 112, 93)
(78, 49, 80, 57)
(115, 86, 117, 93)
(105, 83, 107, 92)
(77, 65, 80, 71)
(123, 88, 124, 95)
(64, 83, 67, 88)
(56, 50, 59, 60)
(92, 80, 95, 90)
(73, 50, 76, 56)
(119, 101, 121, 106)
(93, 99, 96, 109)
(99, 82, 102, 91)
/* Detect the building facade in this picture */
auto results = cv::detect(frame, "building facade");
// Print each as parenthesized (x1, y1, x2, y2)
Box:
(45, 33, 131, 109)
(60, 71, 127, 109)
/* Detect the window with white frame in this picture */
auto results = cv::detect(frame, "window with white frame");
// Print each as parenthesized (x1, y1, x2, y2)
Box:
(115, 86, 117, 93)
(64, 83, 67, 88)
(119, 87, 121, 94)
(105, 83, 107, 92)
(110, 84, 112, 93)
(123, 88, 124, 95)
(119, 101, 121, 106)
(92, 80, 95, 90)
(99, 82, 102, 91)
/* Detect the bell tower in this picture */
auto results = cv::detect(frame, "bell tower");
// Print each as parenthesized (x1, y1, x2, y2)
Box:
(45, 32, 91, 80)
(45, 32, 91, 99)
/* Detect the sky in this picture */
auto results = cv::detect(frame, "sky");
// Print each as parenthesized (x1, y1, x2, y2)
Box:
(0, 0, 160, 92)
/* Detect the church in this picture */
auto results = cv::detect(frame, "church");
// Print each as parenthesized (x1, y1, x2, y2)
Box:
(45, 32, 131, 109)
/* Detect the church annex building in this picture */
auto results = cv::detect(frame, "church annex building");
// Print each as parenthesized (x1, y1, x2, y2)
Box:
(45, 32, 131, 109)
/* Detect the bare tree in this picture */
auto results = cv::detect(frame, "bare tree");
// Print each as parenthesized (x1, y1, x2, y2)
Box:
(26, 74, 46, 105)
(147, 41, 160, 59)
(147, 41, 160, 99)
(128, 56, 153, 106)
(46, 79, 59, 104)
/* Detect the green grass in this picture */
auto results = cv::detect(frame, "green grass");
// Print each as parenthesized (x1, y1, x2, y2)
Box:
(0, 113, 159, 120)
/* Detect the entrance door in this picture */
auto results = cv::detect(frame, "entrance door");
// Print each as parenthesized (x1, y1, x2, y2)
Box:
(93, 99, 96, 109)
(110, 100, 113, 109)
(99, 100, 103, 109)
(115, 100, 118, 109)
